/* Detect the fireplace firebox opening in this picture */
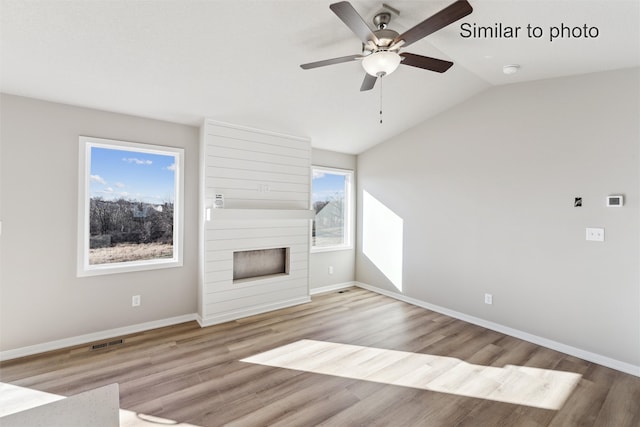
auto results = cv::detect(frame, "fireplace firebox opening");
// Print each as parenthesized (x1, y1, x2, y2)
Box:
(233, 247, 290, 283)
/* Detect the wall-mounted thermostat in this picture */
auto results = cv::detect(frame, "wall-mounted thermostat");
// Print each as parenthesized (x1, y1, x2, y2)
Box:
(606, 195, 624, 207)
(214, 194, 225, 209)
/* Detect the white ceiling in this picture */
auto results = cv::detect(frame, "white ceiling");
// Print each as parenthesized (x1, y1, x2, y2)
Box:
(1, 0, 638, 154)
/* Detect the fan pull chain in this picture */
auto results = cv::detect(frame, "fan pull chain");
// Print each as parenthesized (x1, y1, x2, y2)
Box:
(379, 75, 383, 124)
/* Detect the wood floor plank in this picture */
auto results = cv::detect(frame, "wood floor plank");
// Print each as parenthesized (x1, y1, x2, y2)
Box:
(1, 287, 639, 426)
(317, 383, 425, 427)
(593, 372, 640, 426)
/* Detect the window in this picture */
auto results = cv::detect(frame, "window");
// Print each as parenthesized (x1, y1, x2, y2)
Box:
(311, 166, 353, 251)
(77, 136, 184, 276)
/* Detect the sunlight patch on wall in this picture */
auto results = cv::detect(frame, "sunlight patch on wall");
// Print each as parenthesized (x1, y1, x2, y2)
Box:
(362, 190, 404, 291)
(242, 340, 582, 410)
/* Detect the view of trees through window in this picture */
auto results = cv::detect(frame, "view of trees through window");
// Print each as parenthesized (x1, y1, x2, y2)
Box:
(86, 143, 179, 266)
(89, 198, 174, 264)
(312, 167, 351, 249)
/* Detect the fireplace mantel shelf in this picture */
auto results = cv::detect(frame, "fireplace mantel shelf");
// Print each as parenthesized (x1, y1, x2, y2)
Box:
(209, 208, 314, 221)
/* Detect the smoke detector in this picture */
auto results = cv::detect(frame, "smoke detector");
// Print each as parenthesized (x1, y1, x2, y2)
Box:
(503, 64, 521, 75)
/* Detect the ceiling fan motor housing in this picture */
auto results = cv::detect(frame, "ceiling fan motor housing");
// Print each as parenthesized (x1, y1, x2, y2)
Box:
(363, 28, 400, 54)
(362, 15, 402, 76)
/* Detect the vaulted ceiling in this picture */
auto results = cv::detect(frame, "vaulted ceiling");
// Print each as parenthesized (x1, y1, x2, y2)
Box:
(2, 0, 638, 154)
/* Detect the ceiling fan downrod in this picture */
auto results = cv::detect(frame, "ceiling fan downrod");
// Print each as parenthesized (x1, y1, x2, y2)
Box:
(373, 12, 391, 30)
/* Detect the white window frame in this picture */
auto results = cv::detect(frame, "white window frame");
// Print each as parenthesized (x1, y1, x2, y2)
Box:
(77, 136, 184, 277)
(310, 166, 354, 253)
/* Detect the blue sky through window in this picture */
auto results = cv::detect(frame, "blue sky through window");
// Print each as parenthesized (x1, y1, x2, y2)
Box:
(312, 170, 346, 203)
(90, 147, 176, 204)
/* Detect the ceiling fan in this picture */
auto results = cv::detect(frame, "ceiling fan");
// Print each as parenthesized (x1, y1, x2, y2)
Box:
(300, 0, 473, 91)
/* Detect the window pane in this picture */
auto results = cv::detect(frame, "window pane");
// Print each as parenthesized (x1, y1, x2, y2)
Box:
(89, 146, 177, 265)
(312, 169, 349, 248)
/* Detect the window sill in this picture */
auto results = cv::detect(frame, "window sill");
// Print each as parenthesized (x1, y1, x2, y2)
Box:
(310, 245, 354, 254)
(77, 258, 183, 277)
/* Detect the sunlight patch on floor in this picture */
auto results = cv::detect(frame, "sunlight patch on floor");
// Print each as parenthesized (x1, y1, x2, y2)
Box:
(120, 408, 200, 426)
(0, 382, 200, 426)
(241, 339, 582, 410)
(0, 382, 64, 417)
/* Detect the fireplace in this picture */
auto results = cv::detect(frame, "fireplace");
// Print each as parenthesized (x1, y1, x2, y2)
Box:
(233, 247, 290, 282)
(199, 119, 313, 327)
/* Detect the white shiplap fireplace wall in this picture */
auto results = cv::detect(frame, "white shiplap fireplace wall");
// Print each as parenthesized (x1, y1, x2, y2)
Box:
(198, 120, 313, 326)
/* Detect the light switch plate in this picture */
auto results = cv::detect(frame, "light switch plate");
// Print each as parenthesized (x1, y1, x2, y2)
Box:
(586, 227, 604, 242)
(484, 293, 493, 305)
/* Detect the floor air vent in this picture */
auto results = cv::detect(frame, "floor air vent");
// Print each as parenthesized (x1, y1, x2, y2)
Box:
(91, 338, 124, 350)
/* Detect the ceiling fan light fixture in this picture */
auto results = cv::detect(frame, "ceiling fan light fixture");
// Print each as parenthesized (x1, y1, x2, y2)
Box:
(362, 51, 401, 77)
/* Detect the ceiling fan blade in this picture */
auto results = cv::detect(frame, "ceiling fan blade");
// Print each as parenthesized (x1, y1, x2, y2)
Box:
(300, 54, 363, 70)
(360, 74, 377, 91)
(400, 53, 453, 73)
(330, 1, 379, 45)
(393, 0, 473, 48)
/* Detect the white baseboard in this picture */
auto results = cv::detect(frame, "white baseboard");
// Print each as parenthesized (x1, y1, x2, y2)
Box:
(5, 285, 638, 378)
(2, 295, 313, 361)
(355, 282, 640, 377)
(310, 281, 356, 296)
(197, 296, 311, 327)
(0, 313, 198, 362)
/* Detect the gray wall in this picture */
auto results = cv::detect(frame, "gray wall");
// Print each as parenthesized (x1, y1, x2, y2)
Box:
(310, 148, 356, 291)
(356, 68, 640, 366)
(0, 94, 199, 351)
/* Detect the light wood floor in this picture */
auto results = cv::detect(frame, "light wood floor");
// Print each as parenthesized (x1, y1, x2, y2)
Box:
(1, 287, 639, 426)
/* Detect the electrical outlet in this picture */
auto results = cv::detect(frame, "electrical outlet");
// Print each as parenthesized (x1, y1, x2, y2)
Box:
(484, 293, 493, 305)
(328, 266, 334, 275)
(132, 295, 141, 307)
(586, 227, 604, 242)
